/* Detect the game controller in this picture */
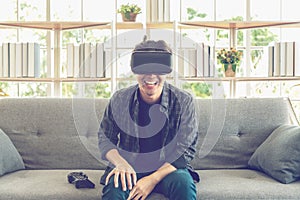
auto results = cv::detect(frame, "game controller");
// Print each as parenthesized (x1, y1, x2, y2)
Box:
(67, 171, 95, 189)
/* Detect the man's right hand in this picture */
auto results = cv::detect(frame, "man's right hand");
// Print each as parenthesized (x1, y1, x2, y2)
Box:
(105, 149, 137, 191)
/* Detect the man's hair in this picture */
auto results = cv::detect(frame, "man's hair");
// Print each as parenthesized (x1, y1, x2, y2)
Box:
(133, 36, 172, 53)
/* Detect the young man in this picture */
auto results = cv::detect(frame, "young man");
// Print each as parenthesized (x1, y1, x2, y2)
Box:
(98, 39, 199, 200)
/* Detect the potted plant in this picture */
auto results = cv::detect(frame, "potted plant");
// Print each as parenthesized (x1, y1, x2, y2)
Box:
(117, 3, 142, 22)
(217, 47, 243, 77)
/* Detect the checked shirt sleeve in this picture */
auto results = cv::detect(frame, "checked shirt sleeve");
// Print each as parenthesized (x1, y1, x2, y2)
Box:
(98, 100, 120, 161)
(166, 94, 199, 169)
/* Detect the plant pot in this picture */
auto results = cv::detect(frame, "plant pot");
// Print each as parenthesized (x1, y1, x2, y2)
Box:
(121, 13, 138, 22)
(224, 64, 236, 77)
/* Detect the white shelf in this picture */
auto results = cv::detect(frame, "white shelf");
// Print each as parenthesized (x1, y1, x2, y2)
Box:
(0, 77, 110, 82)
(179, 21, 300, 30)
(179, 21, 300, 48)
(182, 76, 300, 82)
(0, 21, 111, 30)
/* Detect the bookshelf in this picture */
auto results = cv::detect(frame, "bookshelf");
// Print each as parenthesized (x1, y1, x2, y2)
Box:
(177, 20, 300, 97)
(1, 20, 300, 97)
(0, 21, 111, 96)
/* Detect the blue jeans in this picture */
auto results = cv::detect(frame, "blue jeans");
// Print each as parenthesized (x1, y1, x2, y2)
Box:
(102, 168, 197, 200)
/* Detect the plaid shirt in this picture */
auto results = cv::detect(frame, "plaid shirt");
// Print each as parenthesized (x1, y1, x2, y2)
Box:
(98, 82, 199, 183)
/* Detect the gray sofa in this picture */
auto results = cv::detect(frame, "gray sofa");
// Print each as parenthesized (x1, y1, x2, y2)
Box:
(0, 97, 300, 200)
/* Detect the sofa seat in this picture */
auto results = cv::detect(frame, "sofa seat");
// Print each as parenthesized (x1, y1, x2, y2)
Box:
(1, 169, 299, 200)
(0, 170, 102, 200)
(198, 169, 300, 200)
(0, 170, 168, 200)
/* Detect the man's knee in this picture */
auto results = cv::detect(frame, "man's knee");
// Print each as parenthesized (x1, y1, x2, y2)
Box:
(102, 176, 129, 200)
(169, 169, 195, 189)
(160, 169, 197, 199)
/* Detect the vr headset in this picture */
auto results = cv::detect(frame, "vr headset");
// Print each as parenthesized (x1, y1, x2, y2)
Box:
(130, 50, 172, 75)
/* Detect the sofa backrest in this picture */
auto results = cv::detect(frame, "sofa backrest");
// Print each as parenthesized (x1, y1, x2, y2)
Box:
(191, 98, 293, 169)
(0, 98, 109, 170)
(0, 97, 293, 170)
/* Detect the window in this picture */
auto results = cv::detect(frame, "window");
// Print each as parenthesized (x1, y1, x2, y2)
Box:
(0, 0, 299, 117)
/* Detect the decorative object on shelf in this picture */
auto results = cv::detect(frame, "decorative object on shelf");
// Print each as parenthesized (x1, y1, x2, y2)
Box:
(217, 48, 243, 77)
(117, 3, 141, 22)
(0, 88, 9, 96)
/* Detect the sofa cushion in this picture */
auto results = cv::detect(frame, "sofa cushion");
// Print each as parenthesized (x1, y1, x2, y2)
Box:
(197, 169, 300, 199)
(1, 169, 299, 200)
(248, 124, 300, 184)
(0, 170, 168, 200)
(0, 98, 108, 170)
(0, 128, 25, 176)
(191, 98, 291, 169)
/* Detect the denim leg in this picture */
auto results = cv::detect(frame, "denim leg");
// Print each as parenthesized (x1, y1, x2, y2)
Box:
(102, 175, 130, 200)
(154, 168, 197, 200)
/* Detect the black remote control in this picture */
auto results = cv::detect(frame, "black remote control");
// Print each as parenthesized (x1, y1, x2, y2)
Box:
(67, 172, 95, 189)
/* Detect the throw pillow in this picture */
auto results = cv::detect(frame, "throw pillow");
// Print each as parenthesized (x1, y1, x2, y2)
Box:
(248, 124, 300, 184)
(0, 128, 25, 176)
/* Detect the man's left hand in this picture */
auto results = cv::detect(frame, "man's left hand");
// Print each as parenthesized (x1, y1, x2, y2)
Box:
(127, 175, 158, 200)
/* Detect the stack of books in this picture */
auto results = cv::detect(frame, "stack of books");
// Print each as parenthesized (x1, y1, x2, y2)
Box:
(267, 41, 300, 77)
(66, 43, 108, 78)
(0, 42, 40, 78)
(177, 43, 215, 78)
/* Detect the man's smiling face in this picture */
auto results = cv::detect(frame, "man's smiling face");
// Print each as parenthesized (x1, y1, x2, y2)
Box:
(136, 74, 166, 104)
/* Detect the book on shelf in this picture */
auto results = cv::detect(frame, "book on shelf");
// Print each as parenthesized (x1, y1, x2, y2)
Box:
(268, 41, 296, 77)
(15, 43, 23, 77)
(84, 43, 91, 77)
(280, 41, 287, 76)
(203, 44, 210, 77)
(22, 42, 28, 77)
(151, 0, 158, 22)
(90, 44, 97, 78)
(267, 45, 274, 77)
(177, 49, 188, 77)
(209, 46, 215, 77)
(2, 43, 9, 77)
(164, 0, 170, 22)
(9, 43, 16, 78)
(73, 45, 80, 78)
(177, 49, 183, 77)
(68, 43, 105, 78)
(188, 49, 197, 77)
(0, 45, 2, 77)
(294, 42, 300, 76)
(148, 0, 170, 22)
(196, 43, 215, 77)
(286, 41, 295, 77)
(27, 42, 40, 78)
(196, 43, 204, 77)
(177, 48, 197, 77)
(67, 43, 74, 78)
(158, 0, 164, 22)
(146, 0, 151, 22)
(104, 49, 111, 78)
(273, 42, 281, 77)
(0, 42, 39, 78)
(96, 43, 105, 78)
(77, 43, 91, 77)
(177, 44, 215, 78)
(79, 43, 84, 78)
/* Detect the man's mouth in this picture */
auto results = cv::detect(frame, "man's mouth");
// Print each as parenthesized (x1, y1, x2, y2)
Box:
(143, 80, 158, 86)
